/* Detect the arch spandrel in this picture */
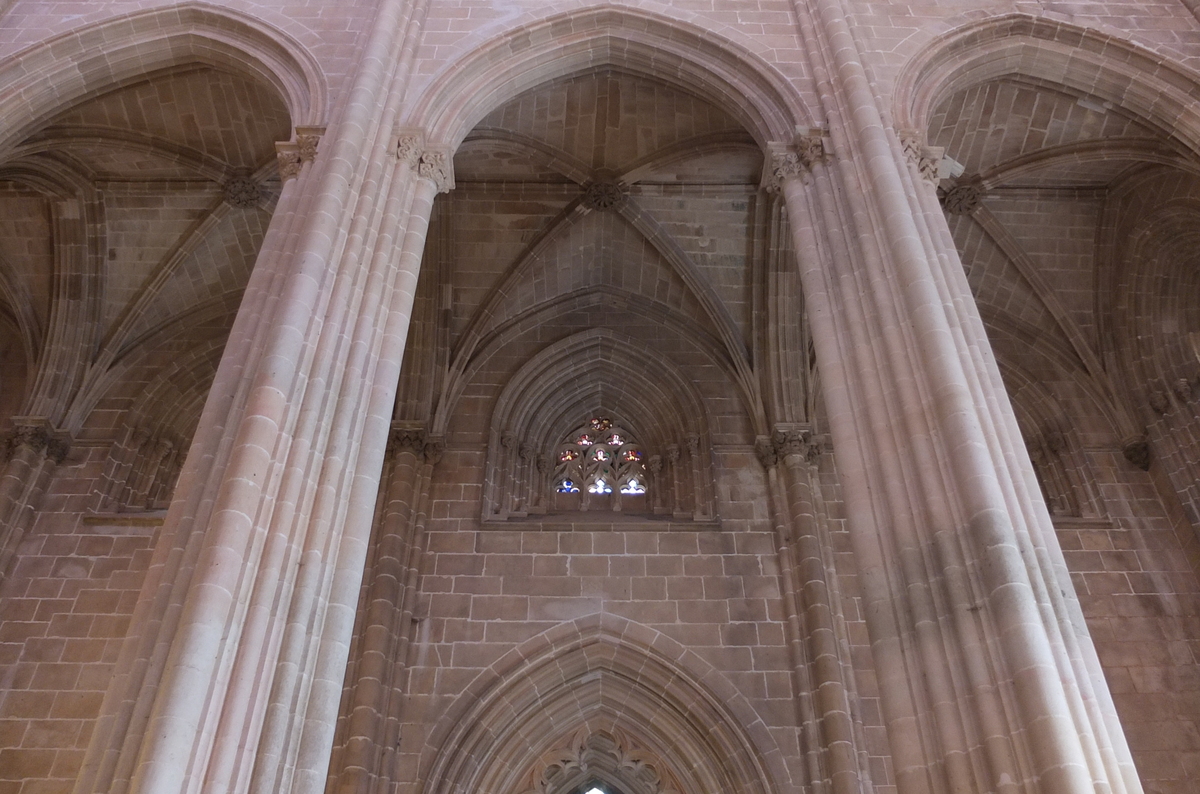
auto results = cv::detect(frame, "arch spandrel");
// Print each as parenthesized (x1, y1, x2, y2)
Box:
(419, 614, 790, 794)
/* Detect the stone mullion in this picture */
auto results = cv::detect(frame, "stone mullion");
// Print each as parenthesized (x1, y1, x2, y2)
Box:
(332, 438, 423, 794)
(756, 439, 826, 794)
(777, 434, 863, 794)
(782, 169, 973, 794)
(906, 150, 1139, 793)
(685, 435, 704, 519)
(118, 0, 428, 786)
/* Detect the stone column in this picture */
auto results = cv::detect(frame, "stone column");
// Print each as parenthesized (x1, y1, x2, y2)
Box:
(773, 427, 863, 794)
(70, 0, 448, 792)
(779, 1, 1140, 792)
(331, 424, 440, 794)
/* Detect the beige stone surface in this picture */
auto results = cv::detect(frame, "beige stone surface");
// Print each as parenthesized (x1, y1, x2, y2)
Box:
(0, 2, 1197, 793)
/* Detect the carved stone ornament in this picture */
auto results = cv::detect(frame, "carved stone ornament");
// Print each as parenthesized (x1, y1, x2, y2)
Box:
(223, 176, 262, 208)
(1174, 377, 1193, 403)
(1122, 435, 1151, 471)
(396, 133, 423, 168)
(771, 426, 818, 464)
(754, 435, 778, 469)
(938, 179, 985, 215)
(422, 436, 446, 466)
(899, 130, 942, 183)
(1149, 389, 1170, 415)
(388, 424, 426, 458)
(295, 126, 325, 163)
(417, 148, 455, 193)
(517, 728, 683, 794)
(275, 143, 302, 181)
(5, 418, 69, 464)
(581, 181, 629, 211)
(795, 134, 827, 169)
(764, 149, 803, 194)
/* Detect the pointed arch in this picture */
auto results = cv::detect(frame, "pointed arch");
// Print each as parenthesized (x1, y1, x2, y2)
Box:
(404, 7, 807, 150)
(894, 14, 1200, 154)
(0, 2, 324, 157)
(420, 613, 790, 794)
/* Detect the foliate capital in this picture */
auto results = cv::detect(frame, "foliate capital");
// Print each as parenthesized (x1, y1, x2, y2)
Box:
(295, 125, 325, 164)
(417, 147, 455, 193)
(763, 133, 828, 193)
(5, 417, 70, 464)
(899, 129, 942, 183)
(396, 132, 424, 168)
(1122, 434, 1151, 471)
(275, 143, 302, 181)
(771, 424, 819, 465)
(754, 436, 778, 469)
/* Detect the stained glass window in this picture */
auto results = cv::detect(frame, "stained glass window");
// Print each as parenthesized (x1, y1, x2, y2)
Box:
(553, 417, 648, 499)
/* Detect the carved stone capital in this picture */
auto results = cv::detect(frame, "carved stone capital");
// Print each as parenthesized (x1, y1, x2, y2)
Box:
(665, 444, 680, 464)
(763, 134, 828, 193)
(388, 422, 426, 462)
(684, 433, 700, 458)
(900, 129, 943, 183)
(772, 425, 819, 465)
(223, 176, 262, 208)
(395, 131, 424, 168)
(6, 417, 69, 464)
(938, 177, 985, 215)
(648, 454, 663, 474)
(500, 432, 516, 450)
(581, 181, 628, 211)
(294, 125, 325, 163)
(275, 143, 302, 181)
(795, 133, 827, 169)
(417, 147, 455, 193)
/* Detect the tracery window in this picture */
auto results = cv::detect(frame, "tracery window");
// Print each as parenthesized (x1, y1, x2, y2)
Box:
(554, 417, 647, 498)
